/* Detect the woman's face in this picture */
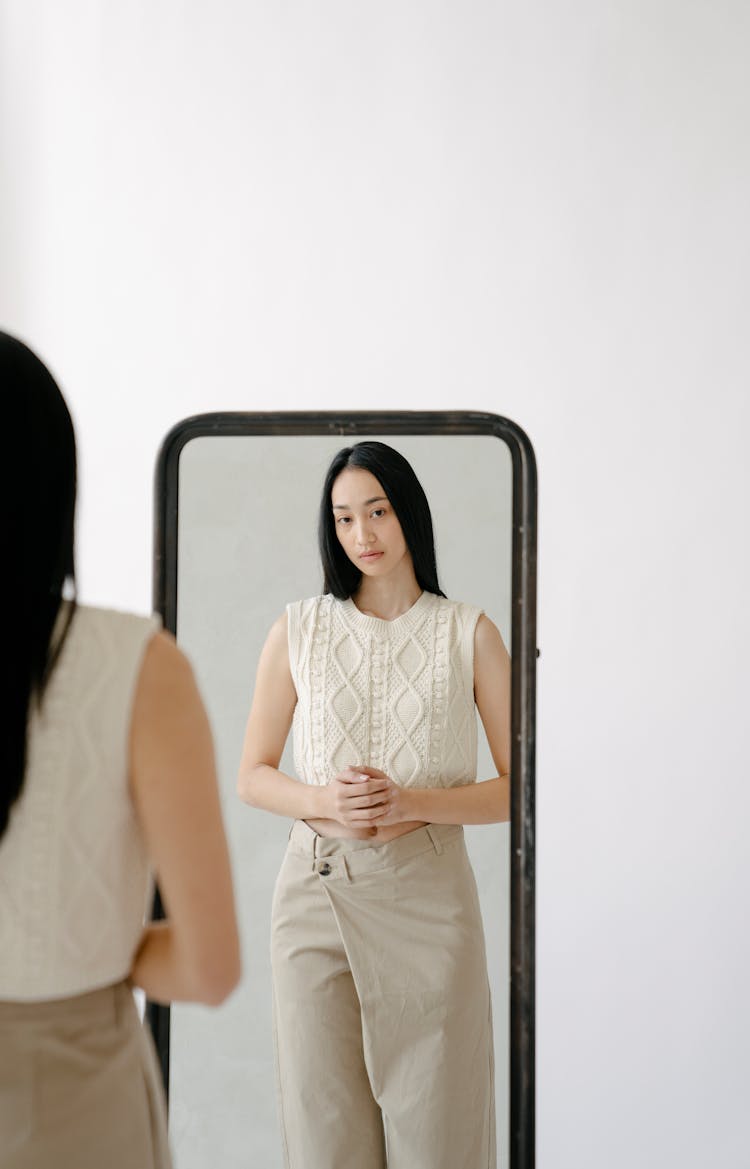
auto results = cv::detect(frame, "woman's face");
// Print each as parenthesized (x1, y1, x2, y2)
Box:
(331, 467, 411, 579)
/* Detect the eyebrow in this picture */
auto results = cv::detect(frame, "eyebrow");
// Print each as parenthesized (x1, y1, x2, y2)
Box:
(332, 496, 388, 510)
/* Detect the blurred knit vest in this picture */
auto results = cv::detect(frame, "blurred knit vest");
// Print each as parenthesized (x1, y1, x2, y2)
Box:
(0, 605, 160, 1000)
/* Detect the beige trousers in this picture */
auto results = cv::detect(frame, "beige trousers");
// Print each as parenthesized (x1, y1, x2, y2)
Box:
(271, 820, 496, 1169)
(0, 980, 171, 1169)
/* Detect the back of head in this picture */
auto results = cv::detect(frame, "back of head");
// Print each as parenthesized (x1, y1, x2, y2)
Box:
(1, 332, 77, 839)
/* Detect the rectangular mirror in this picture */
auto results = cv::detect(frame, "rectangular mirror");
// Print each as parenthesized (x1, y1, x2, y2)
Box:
(148, 412, 536, 1169)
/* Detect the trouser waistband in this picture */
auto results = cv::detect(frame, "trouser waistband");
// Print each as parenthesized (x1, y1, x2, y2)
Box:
(287, 819, 463, 878)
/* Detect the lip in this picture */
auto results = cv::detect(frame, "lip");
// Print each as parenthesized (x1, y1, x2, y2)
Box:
(359, 551, 383, 560)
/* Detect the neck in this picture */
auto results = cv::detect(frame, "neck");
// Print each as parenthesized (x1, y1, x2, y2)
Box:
(352, 564, 422, 621)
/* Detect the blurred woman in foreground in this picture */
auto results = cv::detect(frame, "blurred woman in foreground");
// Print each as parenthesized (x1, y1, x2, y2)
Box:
(0, 332, 240, 1169)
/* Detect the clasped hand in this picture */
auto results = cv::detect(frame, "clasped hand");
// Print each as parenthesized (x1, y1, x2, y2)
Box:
(325, 765, 407, 827)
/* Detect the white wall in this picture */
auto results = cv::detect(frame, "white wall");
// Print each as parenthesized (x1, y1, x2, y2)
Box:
(2, 3, 749, 1166)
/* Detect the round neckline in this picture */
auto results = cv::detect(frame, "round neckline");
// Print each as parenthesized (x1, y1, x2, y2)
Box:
(341, 590, 434, 632)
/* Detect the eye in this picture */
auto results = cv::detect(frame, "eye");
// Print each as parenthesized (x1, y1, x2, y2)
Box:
(336, 515, 352, 525)
(371, 508, 386, 518)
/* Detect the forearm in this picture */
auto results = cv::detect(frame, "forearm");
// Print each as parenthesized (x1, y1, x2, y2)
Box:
(129, 922, 196, 1004)
(129, 921, 238, 1007)
(404, 775, 509, 825)
(237, 763, 329, 820)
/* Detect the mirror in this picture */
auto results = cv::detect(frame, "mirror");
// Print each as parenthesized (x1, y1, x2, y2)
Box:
(148, 413, 536, 1169)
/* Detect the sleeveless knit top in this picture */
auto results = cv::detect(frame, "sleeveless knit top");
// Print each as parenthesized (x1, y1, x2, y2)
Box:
(0, 604, 160, 1001)
(287, 591, 483, 788)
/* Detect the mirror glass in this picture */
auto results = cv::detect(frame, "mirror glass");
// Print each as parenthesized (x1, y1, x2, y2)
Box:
(168, 432, 512, 1167)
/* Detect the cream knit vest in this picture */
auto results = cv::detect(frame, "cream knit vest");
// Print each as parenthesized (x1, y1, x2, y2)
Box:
(287, 591, 483, 788)
(0, 605, 160, 1000)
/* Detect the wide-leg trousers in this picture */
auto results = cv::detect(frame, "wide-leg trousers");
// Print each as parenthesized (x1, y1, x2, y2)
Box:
(270, 820, 496, 1169)
(0, 980, 171, 1169)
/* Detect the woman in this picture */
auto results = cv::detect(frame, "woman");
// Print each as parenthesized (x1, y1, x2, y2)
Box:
(238, 440, 510, 1169)
(0, 333, 241, 1169)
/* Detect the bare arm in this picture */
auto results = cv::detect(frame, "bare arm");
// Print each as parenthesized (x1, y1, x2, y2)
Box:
(128, 631, 241, 1006)
(370, 614, 511, 826)
(236, 612, 326, 819)
(237, 613, 390, 827)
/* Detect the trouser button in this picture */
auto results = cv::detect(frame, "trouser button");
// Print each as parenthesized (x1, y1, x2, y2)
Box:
(319, 862, 332, 876)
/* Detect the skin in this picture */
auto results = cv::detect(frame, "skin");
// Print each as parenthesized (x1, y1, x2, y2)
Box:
(237, 467, 511, 840)
(128, 631, 241, 1004)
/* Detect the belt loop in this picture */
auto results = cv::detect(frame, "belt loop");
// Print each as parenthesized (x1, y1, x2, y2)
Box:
(341, 855, 352, 883)
(425, 824, 443, 855)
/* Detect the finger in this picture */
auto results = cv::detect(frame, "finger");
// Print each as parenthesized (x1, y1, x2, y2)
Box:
(338, 770, 372, 784)
(340, 776, 389, 794)
(348, 803, 391, 822)
(364, 777, 390, 793)
(345, 793, 390, 810)
(335, 790, 389, 812)
(346, 784, 390, 802)
(350, 762, 385, 780)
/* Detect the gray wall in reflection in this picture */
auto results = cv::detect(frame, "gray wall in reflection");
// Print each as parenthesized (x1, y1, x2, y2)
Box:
(172, 433, 512, 1167)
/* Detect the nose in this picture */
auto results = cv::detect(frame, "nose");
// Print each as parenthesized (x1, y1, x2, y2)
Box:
(355, 519, 374, 546)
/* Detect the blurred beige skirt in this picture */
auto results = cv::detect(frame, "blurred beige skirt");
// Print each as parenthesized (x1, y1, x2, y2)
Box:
(0, 980, 171, 1169)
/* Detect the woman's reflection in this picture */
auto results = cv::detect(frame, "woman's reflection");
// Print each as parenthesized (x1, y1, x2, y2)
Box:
(237, 441, 510, 1169)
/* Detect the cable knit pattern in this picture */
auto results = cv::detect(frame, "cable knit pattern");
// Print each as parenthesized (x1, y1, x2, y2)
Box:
(287, 591, 483, 788)
(0, 605, 160, 1000)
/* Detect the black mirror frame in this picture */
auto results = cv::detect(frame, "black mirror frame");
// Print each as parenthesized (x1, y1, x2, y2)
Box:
(147, 409, 537, 1169)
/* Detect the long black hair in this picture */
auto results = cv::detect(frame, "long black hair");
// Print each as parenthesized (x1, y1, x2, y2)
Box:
(318, 441, 446, 600)
(1, 332, 77, 840)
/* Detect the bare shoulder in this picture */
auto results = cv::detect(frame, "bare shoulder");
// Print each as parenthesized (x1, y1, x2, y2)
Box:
(259, 611, 291, 668)
(136, 629, 196, 701)
(143, 627, 188, 666)
(474, 613, 509, 659)
(266, 609, 288, 643)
